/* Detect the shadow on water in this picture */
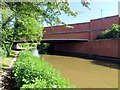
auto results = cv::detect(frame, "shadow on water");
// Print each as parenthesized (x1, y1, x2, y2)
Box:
(91, 60, 119, 69)
(43, 50, 120, 70)
(30, 49, 119, 88)
(32, 49, 119, 69)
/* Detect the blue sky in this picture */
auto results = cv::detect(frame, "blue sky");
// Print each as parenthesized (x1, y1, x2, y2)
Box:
(58, 0, 120, 25)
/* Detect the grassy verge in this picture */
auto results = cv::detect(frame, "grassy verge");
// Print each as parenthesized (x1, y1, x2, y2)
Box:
(0, 49, 15, 76)
(12, 50, 72, 89)
(0, 57, 13, 75)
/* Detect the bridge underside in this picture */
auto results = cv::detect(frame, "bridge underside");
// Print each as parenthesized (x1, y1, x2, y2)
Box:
(14, 39, 89, 43)
(41, 39, 89, 43)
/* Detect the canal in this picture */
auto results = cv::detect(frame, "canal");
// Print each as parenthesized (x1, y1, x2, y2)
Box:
(42, 54, 118, 88)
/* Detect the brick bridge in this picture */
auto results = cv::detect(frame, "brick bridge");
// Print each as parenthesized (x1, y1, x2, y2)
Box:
(43, 15, 119, 42)
(13, 15, 120, 61)
(42, 15, 120, 61)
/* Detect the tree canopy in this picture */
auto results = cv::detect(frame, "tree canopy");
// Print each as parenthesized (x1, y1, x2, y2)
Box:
(0, 1, 90, 56)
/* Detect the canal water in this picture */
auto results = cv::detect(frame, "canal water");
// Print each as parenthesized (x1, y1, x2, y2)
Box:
(33, 50, 118, 88)
(43, 55, 118, 88)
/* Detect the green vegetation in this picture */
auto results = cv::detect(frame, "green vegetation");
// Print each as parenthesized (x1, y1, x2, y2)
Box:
(96, 24, 120, 39)
(37, 43, 50, 54)
(0, 57, 13, 75)
(12, 50, 72, 89)
(0, 48, 7, 58)
(0, 47, 14, 75)
(18, 43, 37, 50)
(1, 1, 89, 57)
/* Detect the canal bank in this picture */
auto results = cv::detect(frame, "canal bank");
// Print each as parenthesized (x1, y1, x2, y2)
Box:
(43, 54, 118, 88)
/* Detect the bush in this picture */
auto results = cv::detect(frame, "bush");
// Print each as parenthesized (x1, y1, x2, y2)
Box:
(12, 50, 72, 89)
(96, 24, 120, 39)
(0, 48, 7, 58)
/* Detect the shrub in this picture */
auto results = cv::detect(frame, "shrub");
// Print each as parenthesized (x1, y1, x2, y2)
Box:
(0, 48, 7, 58)
(12, 50, 72, 89)
(96, 24, 120, 39)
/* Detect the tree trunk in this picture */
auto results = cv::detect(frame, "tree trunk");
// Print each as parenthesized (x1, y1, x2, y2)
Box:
(4, 44, 12, 57)
(6, 49, 10, 57)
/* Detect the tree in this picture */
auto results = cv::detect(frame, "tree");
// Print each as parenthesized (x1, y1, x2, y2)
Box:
(1, 1, 90, 57)
(1, 2, 42, 56)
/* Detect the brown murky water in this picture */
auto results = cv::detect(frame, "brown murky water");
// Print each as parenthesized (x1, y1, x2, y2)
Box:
(43, 54, 118, 88)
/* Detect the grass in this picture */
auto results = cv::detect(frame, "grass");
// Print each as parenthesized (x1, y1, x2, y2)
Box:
(0, 57, 13, 75)
(0, 49, 18, 74)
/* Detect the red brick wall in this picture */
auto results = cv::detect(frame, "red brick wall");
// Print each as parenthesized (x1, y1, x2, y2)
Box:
(43, 16, 119, 59)
(43, 15, 119, 40)
(44, 22, 90, 33)
(54, 39, 119, 58)
(90, 16, 119, 30)
(43, 32, 90, 39)
(89, 15, 119, 40)
(119, 17, 120, 24)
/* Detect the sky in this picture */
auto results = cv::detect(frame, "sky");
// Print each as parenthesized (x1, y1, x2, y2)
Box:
(57, 0, 120, 25)
(0, 0, 119, 27)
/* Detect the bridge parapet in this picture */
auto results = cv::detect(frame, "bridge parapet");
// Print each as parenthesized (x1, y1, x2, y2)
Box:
(43, 29, 90, 40)
(43, 15, 119, 41)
